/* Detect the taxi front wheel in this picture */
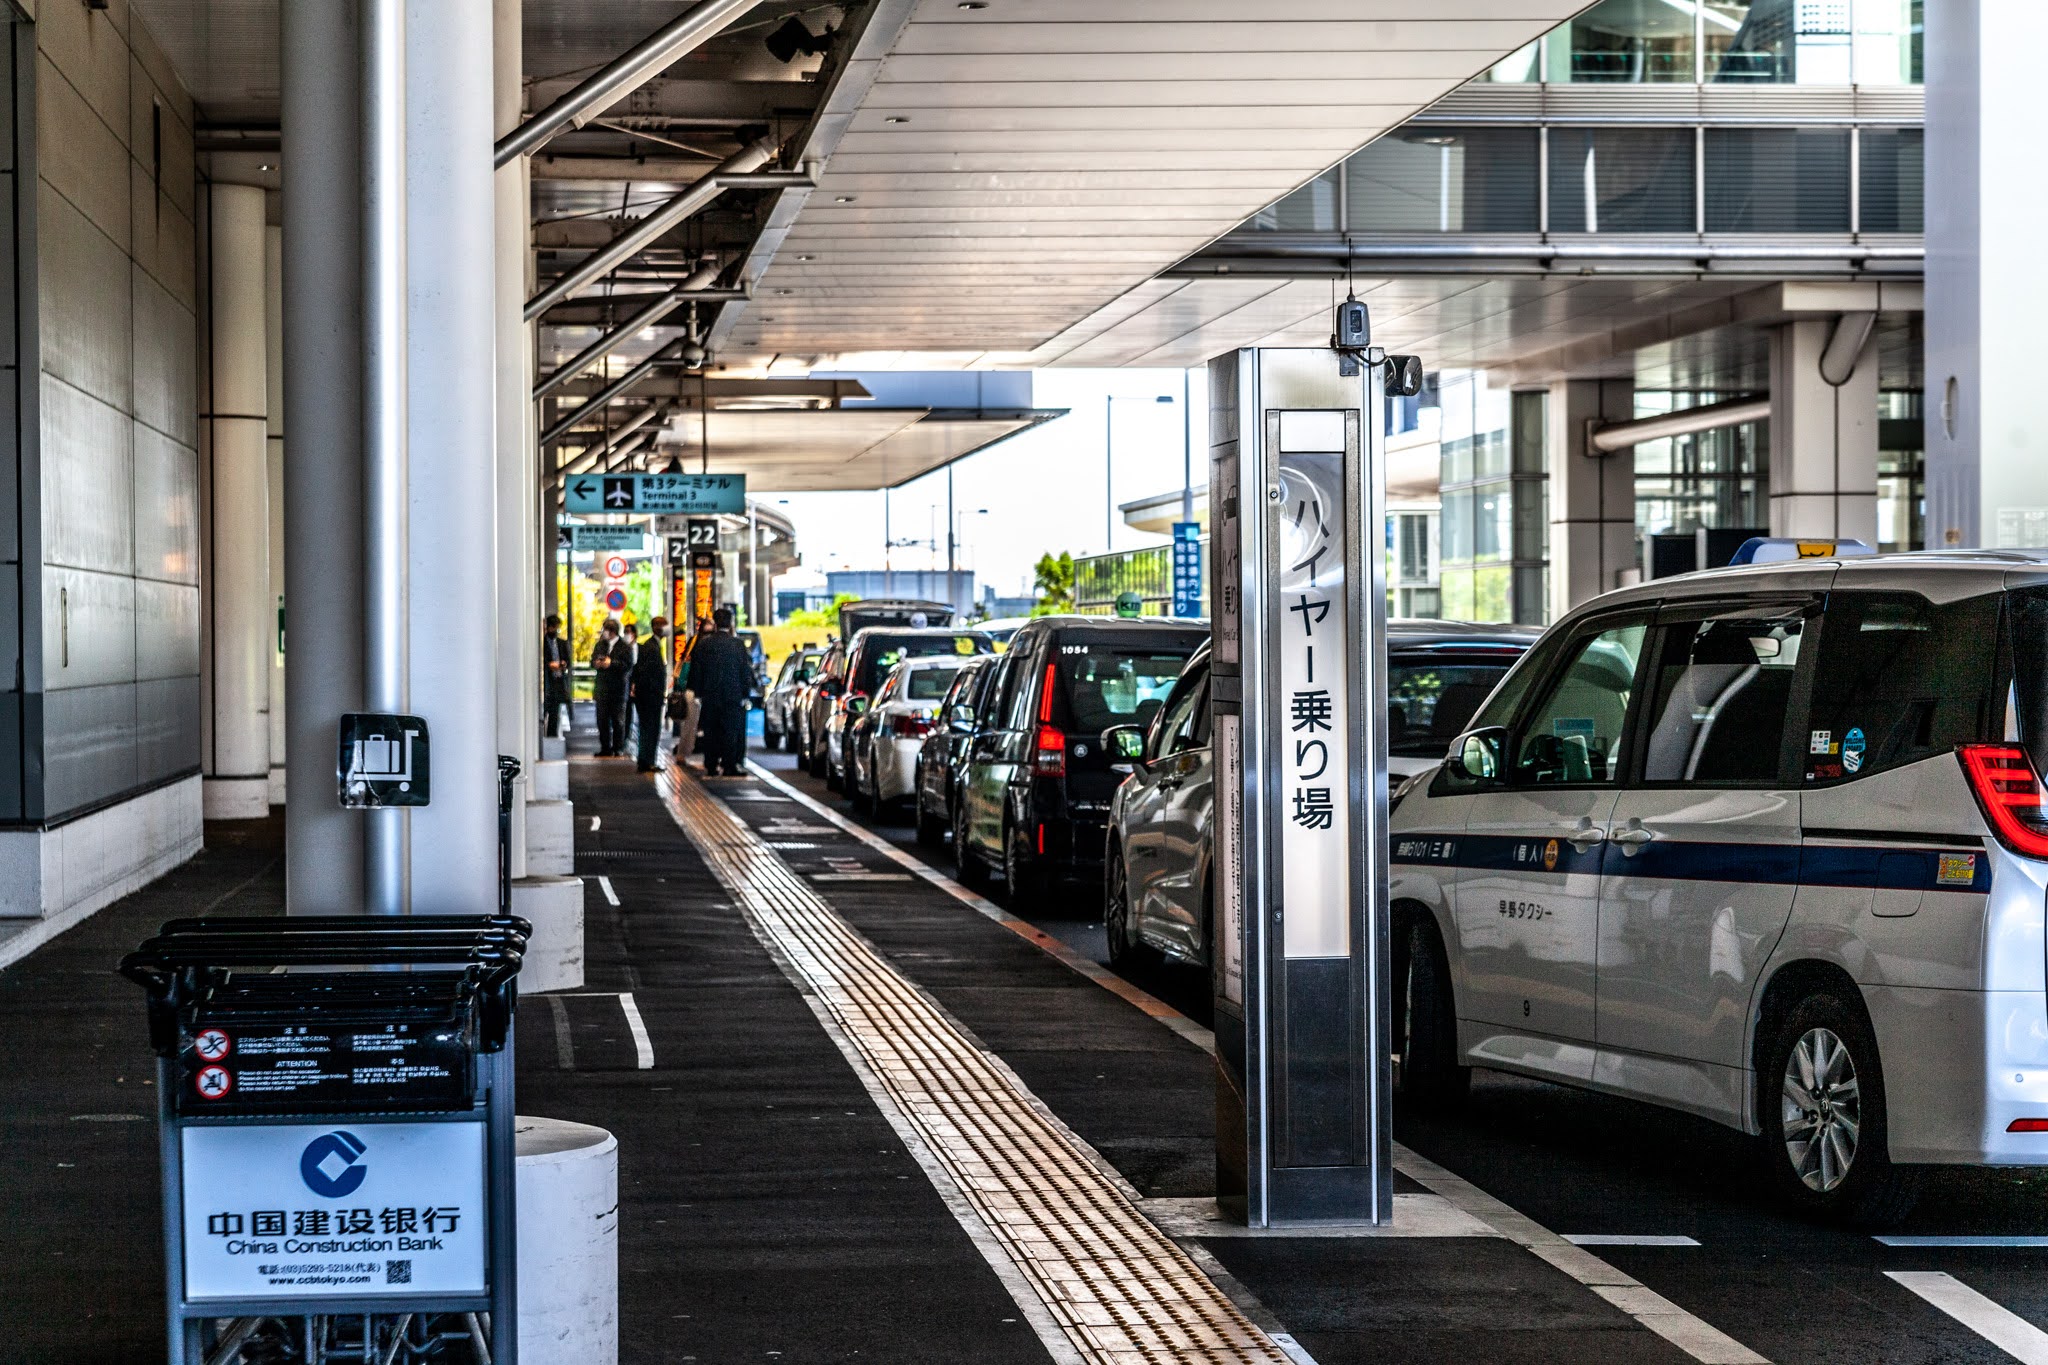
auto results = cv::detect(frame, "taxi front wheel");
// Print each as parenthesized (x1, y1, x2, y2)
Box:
(1394, 914, 1468, 1108)
(1759, 990, 1920, 1228)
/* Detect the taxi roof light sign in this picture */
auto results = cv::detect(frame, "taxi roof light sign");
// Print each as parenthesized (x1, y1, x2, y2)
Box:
(1729, 537, 1876, 566)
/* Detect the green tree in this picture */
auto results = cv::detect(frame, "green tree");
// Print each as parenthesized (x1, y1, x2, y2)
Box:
(785, 592, 858, 631)
(1031, 551, 1075, 615)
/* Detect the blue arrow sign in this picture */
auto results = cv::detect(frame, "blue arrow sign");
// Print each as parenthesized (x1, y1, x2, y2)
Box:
(564, 473, 746, 516)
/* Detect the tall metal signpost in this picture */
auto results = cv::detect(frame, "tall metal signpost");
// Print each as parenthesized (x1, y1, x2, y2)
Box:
(1208, 343, 1399, 1225)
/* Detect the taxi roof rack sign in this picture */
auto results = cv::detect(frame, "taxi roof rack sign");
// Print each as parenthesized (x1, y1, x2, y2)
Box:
(1729, 536, 1877, 566)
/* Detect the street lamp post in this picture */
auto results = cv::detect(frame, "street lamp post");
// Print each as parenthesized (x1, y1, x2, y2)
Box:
(1105, 393, 1175, 555)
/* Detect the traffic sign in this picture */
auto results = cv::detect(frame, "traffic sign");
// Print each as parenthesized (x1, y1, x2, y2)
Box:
(603, 554, 630, 579)
(606, 588, 627, 611)
(563, 472, 746, 515)
(336, 713, 431, 809)
(567, 524, 644, 553)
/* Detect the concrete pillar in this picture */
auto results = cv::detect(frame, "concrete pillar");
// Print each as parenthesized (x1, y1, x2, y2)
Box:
(199, 184, 272, 820)
(496, 0, 533, 878)
(1924, 0, 2048, 549)
(282, 0, 367, 912)
(265, 224, 287, 806)
(405, 0, 500, 913)
(1546, 379, 1636, 619)
(1767, 318, 1878, 543)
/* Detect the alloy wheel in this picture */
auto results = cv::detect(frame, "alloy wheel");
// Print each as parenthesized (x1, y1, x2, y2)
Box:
(1782, 1026, 1862, 1193)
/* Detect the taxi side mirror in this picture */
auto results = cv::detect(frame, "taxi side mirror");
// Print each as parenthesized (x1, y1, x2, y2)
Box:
(948, 703, 975, 727)
(1447, 726, 1506, 782)
(1103, 724, 1148, 764)
(846, 695, 870, 718)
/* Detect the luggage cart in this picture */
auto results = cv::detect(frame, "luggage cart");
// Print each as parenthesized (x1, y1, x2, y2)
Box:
(121, 916, 530, 1364)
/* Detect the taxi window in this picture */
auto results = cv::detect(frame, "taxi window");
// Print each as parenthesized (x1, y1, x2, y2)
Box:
(1511, 618, 1648, 785)
(1054, 641, 1197, 735)
(907, 665, 960, 701)
(1641, 608, 1807, 785)
(1805, 591, 2002, 784)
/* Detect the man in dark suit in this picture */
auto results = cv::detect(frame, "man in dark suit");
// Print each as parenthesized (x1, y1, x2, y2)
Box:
(542, 614, 570, 737)
(688, 607, 753, 776)
(589, 619, 633, 756)
(629, 616, 670, 772)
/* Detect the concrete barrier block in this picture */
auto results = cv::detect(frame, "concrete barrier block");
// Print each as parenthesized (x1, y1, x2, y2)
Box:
(516, 1116, 618, 1364)
(525, 798, 576, 876)
(511, 875, 583, 993)
(540, 735, 567, 761)
(532, 757, 569, 802)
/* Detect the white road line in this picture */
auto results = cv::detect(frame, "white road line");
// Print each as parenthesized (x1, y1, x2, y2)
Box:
(589, 815, 601, 831)
(617, 991, 655, 1070)
(1887, 1271, 2048, 1364)
(1394, 1144, 1768, 1364)
(596, 875, 620, 906)
(1879, 1236, 2048, 1248)
(1566, 1234, 1702, 1247)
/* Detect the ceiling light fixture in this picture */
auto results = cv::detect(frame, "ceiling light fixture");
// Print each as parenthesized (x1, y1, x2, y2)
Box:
(835, 195, 856, 203)
(957, 2, 987, 9)
(884, 116, 909, 124)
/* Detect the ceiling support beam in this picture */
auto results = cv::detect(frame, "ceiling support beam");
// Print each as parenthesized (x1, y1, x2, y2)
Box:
(1588, 396, 1770, 455)
(557, 400, 676, 480)
(523, 138, 801, 321)
(531, 256, 721, 399)
(540, 340, 681, 447)
(493, 0, 758, 168)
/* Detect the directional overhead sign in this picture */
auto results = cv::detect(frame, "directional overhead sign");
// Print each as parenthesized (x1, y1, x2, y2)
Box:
(563, 473, 746, 516)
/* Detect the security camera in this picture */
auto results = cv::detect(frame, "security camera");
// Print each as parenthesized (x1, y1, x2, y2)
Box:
(679, 340, 708, 369)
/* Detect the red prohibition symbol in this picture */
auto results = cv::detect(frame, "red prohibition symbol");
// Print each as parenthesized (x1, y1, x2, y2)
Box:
(194, 1065, 233, 1099)
(193, 1028, 231, 1062)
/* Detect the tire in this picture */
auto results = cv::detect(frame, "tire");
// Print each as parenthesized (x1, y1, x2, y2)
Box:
(1759, 988, 1920, 1227)
(823, 734, 844, 791)
(954, 799, 989, 889)
(1394, 914, 1469, 1108)
(1003, 819, 1043, 910)
(915, 790, 946, 847)
(763, 714, 783, 750)
(849, 752, 873, 814)
(1105, 846, 1158, 971)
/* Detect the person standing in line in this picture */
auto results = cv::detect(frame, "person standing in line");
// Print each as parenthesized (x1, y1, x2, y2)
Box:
(630, 616, 670, 773)
(690, 607, 753, 776)
(620, 622, 641, 750)
(671, 615, 711, 761)
(542, 614, 570, 738)
(589, 618, 632, 756)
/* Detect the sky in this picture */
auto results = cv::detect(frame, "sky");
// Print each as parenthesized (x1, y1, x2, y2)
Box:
(768, 368, 1211, 601)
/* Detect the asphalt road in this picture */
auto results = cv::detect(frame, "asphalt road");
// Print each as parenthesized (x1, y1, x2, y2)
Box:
(753, 731, 2048, 1365)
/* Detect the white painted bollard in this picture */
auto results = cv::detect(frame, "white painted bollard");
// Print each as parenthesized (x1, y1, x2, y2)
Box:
(516, 1116, 618, 1363)
(510, 875, 585, 992)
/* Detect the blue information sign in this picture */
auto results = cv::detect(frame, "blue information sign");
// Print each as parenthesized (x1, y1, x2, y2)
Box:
(1171, 521, 1204, 618)
(563, 472, 746, 516)
(566, 524, 646, 552)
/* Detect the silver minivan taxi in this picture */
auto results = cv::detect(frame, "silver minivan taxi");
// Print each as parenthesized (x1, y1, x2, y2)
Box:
(1390, 550, 2048, 1224)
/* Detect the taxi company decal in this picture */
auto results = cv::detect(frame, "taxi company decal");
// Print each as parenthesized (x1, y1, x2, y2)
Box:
(1809, 730, 1832, 755)
(1937, 852, 1979, 887)
(1543, 838, 1560, 872)
(1842, 727, 1867, 774)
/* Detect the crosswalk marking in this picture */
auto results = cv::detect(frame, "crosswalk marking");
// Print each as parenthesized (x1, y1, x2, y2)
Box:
(1565, 1234, 1701, 1247)
(1887, 1271, 2048, 1364)
(1878, 1236, 2048, 1248)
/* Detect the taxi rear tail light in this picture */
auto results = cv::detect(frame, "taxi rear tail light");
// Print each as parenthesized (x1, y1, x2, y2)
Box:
(2008, 1118, 2048, 1132)
(1957, 744, 2048, 859)
(891, 713, 933, 738)
(1032, 722, 1067, 778)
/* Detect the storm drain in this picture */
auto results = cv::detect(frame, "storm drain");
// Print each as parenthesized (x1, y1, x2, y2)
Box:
(661, 769, 1289, 1364)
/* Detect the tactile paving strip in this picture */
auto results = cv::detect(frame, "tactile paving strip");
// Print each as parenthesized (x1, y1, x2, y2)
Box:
(662, 770, 1291, 1364)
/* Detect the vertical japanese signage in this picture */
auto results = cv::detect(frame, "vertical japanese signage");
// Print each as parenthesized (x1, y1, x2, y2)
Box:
(1273, 412, 1350, 959)
(1171, 521, 1204, 618)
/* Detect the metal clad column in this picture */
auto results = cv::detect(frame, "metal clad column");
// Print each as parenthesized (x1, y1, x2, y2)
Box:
(1768, 318, 1878, 543)
(406, 0, 500, 912)
(282, 0, 366, 912)
(265, 224, 286, 805)
(199, 183, 271, 820)
(494, 0, 532, 876)
(1210, 347, 1390, 1227)
(1926, 0, 2048, 548)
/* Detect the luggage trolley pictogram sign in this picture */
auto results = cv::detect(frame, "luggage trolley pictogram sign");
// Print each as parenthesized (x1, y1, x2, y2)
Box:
(337, 713, 431, 809)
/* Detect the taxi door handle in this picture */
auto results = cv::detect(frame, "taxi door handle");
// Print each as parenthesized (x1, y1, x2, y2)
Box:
(1566, 821, 1605, 850)
(1612, 825, 1655, 849)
